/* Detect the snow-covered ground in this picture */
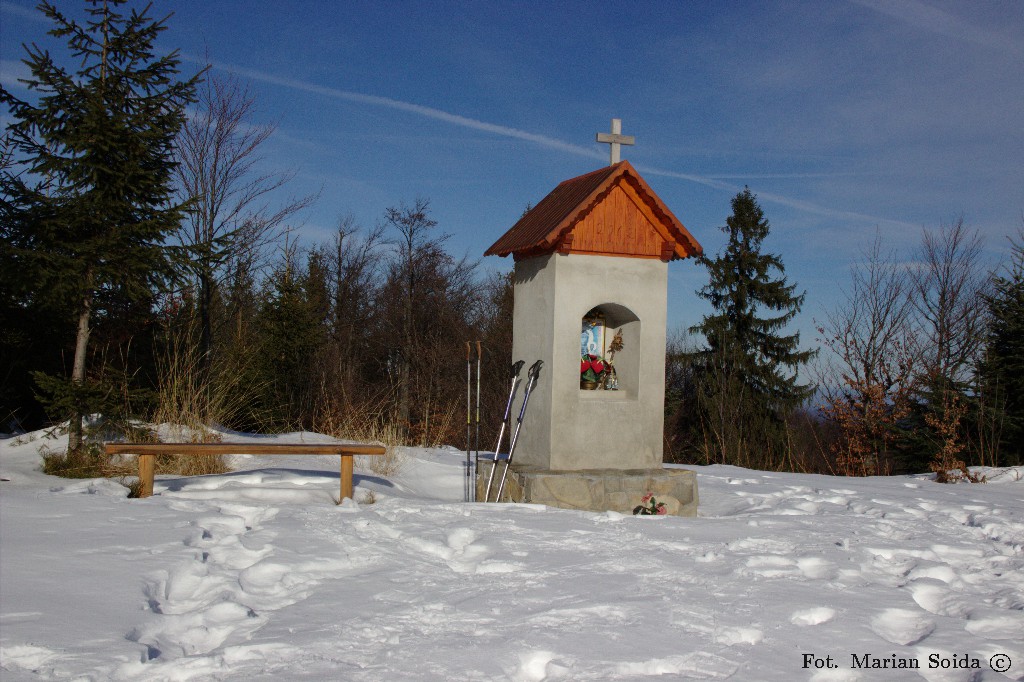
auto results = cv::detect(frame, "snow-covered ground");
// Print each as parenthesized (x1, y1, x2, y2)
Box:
(1, 429, 1022, 681)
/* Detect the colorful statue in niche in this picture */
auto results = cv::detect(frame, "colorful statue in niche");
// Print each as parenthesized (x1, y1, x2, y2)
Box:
(580, 314, 604, 357)
(580, 313, 624, 390)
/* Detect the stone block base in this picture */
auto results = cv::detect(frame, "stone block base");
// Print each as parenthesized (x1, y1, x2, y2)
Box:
(477, 464, 697, 517)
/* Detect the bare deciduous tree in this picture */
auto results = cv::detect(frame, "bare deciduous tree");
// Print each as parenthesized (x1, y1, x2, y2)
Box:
(383, 199, 441, 437)
(909, 217, 987, 389)
(817, 231, 916, 474)
(174, 74, 314, 377)
(328, 214, 384, 399)
(379, 199, 479, 444)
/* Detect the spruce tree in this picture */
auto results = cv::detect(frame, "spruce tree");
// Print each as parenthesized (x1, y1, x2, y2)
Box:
(980, 231, 1024, 465)
(1, 1, 198, 450)
(690, 188, 815, 464)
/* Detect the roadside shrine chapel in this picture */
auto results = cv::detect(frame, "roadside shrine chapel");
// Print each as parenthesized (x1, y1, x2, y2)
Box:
(482, 120, 703, 516)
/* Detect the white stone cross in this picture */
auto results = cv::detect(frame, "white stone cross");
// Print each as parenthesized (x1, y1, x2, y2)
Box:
(596, 118, 635, 165)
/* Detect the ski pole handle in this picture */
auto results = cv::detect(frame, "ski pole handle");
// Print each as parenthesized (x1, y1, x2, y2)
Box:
(501, 361, 525, 422)
(517, 360, 543, 421)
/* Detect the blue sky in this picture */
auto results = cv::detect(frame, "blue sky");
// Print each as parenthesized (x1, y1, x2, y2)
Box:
(3, 0, 1023, 345)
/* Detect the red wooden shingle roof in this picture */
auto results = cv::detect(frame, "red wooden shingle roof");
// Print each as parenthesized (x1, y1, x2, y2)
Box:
(485, 160, 701, 261)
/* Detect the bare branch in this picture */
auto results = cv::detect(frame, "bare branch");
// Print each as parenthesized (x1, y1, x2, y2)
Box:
(174, 73, 316, 283)
(909, 216, 986, 387)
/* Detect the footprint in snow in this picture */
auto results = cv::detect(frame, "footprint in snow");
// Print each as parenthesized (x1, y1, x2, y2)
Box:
(928, 543, 985, 568)
(514, 650, 559, 681)
(906, 562, 959, 584)
(740, 555, 836, 581)
(727, 537, 796, 554)
(743, 555, 800, 579)
(615, 652, 739, 679)
(402, 526, 494, 574)
(797, 557, 837, 580)
(964, 608, 1024, 640)
(870, 608, 935, 645)
(0, 644, 60, 674)
(790, 607, 836, 626)
(186, 525, 274, 571)
(446, 527, 477, 552)
(782, 498, 821, 514)
(714, 626, 763, 646)
(128, 600, 265, 660)
(908, 582, 971, 618)
(143, 562, 237, 616)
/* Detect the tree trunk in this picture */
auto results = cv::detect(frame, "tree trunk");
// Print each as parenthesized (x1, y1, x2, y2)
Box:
(398, 247, 414, 442)
(68, 285, 93, 453)
(398, 339, 412, 441)
(199, 268, 213, 389)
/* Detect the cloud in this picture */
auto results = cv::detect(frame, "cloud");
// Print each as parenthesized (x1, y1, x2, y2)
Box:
(0, 59, 36, 98)
(0, 1, 46, 23)
(850, 0, 1023, 57)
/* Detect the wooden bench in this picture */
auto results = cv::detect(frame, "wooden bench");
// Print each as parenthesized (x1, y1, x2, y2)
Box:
(103, 442, 387, 501)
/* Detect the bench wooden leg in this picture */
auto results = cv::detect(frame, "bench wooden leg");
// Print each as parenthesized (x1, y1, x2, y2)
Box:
(138, 454, 155, 498)
(340, 454, 354, 501)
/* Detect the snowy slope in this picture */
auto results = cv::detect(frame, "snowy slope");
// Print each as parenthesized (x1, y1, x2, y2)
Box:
(1, 429, 1022, 681)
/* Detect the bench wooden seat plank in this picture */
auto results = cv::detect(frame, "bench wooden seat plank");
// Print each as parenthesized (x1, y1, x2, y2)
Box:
(103, 442, 387, 501)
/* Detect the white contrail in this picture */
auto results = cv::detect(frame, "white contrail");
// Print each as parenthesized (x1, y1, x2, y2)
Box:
(638, 165, 915, 227)
(189, 55, 915, 228)
(189, 56, 604, 162)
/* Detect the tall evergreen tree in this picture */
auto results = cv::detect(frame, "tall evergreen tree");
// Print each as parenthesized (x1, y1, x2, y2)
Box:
(690, 188, 815, 464)
(980, 230, 1024, 465)
(1, 1, 198, 450)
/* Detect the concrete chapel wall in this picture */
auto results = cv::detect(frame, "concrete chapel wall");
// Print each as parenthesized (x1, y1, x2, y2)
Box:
(511, 252, 667, 471)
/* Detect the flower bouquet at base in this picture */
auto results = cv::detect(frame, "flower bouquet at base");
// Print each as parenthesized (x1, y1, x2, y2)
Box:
(633, 493, 668, 515)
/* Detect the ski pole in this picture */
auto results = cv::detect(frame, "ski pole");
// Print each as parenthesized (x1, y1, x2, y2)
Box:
(473, 340, 482, 501)
(495, 359, 542, 503)
(465, 341, 472, 502)
(485, 360, 525, 502)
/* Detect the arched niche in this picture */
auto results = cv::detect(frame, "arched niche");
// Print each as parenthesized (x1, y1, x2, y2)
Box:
(579, 303, 641, 396)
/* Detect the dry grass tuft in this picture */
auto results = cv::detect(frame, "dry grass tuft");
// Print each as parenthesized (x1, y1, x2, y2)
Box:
(149, 320, 274, 476)
(41, 444, 105, 479)
(42, 429, 230, 492)
(314, 391, 409, 477)
(153, 317, 269, 428)
(358, 447, 406, 478)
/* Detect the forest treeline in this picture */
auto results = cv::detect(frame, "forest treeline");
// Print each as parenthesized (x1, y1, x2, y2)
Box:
(2, 1, 1022, 477)
(664, 210, 1024, 476)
